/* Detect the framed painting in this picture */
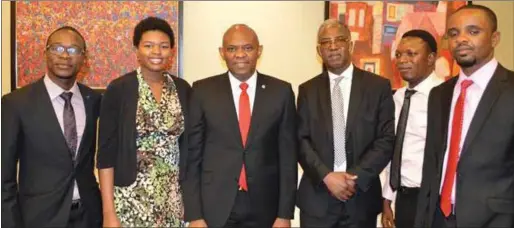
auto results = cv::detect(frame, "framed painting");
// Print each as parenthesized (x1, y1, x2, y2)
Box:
(325, 1, 472, 89)
(11, 1, 183, 91)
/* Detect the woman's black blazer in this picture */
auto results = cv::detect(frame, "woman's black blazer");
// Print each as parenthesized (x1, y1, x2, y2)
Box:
(96, 70, 191, 186)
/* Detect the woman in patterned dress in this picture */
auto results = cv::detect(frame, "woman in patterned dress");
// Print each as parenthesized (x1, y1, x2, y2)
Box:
(97, 17, 191, 227)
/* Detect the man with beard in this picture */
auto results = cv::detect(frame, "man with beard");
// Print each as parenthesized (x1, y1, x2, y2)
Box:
(296, 19, 395, 227)
(381, 29, 443, 228)
(415, 4, 514, 228)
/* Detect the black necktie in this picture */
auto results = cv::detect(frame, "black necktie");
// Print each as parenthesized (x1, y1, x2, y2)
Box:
(60, 92, 77, 160)
(390, 89, 416, 191)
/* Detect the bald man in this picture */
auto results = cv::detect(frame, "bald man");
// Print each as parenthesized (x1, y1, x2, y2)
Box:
(182, 24, 297, 228)
(296, 19, 395, 227)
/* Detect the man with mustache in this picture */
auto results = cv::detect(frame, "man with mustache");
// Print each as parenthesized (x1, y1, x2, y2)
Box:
(381, 29, 443, 228)
(415, 4, 514, 228)
(296, 19, 395, 227)
(183, 24, 297, 228)
(2, 26, 102, 227)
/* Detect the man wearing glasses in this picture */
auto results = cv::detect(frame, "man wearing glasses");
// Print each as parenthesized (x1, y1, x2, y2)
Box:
(296, 19, 395, 227)
(2, 26, 102, 228)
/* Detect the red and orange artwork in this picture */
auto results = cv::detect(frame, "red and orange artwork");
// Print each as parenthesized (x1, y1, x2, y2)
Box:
(13, 1, 181, 89)
(327, 1, 469, 89)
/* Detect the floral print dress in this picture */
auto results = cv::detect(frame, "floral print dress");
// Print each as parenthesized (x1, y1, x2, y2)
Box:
(114, 68, 185, 227)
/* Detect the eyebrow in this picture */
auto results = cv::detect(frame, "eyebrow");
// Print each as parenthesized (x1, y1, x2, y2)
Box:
(319, 35, 348, 40)
(141, 41, 171, 44)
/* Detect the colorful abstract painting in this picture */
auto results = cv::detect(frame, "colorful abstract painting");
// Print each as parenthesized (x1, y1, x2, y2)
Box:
(12, 1, 181, 89)
(326, 1, 470, 89)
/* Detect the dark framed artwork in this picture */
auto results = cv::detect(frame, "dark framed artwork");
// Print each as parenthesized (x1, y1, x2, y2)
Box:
(325, 1, 472, 89)
(11, 1, 183, 91)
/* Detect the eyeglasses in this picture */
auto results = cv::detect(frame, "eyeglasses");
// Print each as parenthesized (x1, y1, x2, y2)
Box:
(319, 36, 350, 49)
(46, 44, 84, 56)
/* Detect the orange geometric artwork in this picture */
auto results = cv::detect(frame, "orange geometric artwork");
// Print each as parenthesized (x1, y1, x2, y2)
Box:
(326, 1, 469, 89)
(12, 1, 181, 90)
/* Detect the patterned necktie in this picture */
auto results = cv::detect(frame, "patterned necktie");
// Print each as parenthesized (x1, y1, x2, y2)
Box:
(238, 82, 250, 191)
(390, 89, 417, 191)
(440, 80, 473, 217)
(60, 92, 78, 159)
(332, 77, 346, 168)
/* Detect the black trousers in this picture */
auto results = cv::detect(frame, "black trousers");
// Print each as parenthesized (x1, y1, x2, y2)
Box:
(300, 199, 377, 228)
(432, 200, 457, 228)
(394, 187, 420, 228)
(223, 191, 272, 228)
(67, 200, 94, 228)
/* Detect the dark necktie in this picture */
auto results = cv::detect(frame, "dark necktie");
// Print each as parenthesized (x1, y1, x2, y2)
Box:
(60, 92, 78, 160)
(390, 89, 416, 191)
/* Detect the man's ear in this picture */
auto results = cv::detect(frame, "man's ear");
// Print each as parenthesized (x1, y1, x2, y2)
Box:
(219, 47, 226, 61)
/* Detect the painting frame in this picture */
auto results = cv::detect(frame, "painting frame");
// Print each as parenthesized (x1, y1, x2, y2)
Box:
(324, 1, 472, 89)
(10, 1, 183, 92)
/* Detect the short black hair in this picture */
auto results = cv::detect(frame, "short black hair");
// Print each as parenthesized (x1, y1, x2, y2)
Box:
(46, 26, 87, 51)
(453, 4, 497, 32)
(133, 16, 175, 48)
(402, 29, 438, 53)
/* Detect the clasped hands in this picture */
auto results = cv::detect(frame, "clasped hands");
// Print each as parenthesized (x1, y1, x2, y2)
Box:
(323, 172, 358, 201)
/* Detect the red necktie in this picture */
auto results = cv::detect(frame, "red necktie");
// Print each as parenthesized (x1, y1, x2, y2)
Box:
(238, 82, 250, 191)
(440, 79, 473, 217)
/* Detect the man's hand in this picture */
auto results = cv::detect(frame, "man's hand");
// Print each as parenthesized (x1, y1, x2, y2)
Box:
(188, 219, 208, 228)
(381, 199, 395, 228)
(323, 172, 358, 201)
(272, 218, 291, 227)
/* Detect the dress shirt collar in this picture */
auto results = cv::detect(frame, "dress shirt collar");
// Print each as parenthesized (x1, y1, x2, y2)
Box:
(43, 74, 81, 101)
(228, 71, 258, 89)
(457, 58, 498, 90)
(328, 64, 354, 81)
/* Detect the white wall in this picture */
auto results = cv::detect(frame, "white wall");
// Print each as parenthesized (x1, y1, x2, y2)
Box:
(183, 2, 325, 226)
(183, 1, 325, 95)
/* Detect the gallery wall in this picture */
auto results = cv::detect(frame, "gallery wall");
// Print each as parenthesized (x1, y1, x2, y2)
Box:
(2, 1, 513, 96)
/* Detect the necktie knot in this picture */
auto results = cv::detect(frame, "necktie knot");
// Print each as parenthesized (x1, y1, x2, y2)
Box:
(240, 82, 249, 91)
(60, 92, 73, 103)
(333, 76, 344, 86)
(404, 89, 417, 99)
(461, 80, 473, 90)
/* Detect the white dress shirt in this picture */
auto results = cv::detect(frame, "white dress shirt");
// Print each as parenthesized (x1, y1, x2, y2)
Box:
(382, 72, 443, 201)
(439, 58, 498, 204)
(44, 75, 86, 200)
(328, 64, 353, 172)
(228, 71, 258, 118)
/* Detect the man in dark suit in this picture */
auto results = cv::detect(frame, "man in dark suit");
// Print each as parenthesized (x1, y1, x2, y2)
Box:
(415, 4, 514, 228)
(183, 24, 297, 228)
(2, 26, 102, 228)
(296, 19, 395, 227)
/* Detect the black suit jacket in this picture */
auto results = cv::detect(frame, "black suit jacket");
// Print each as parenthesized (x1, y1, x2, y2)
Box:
(415, 64, 514, 227)
(1, 78, 102, 228)
(182, 72, 298, 227)
(296, 66, 395, 221)
(96, 70, 191, 186)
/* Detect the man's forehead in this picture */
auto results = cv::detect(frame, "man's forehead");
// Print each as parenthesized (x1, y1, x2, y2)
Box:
(48, 30, 82, 44)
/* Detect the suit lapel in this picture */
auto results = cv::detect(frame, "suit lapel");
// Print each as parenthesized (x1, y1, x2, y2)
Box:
(76, 84, 94, 165)
(246, 73, 267, 147)
(317, 71, 334, 147)
(346, 67, 365, 136)
(33, 79, 73, 162)
(437, 77, 458, 164)
(219, 74, 244, 148)
(461, 65, 508, 158)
